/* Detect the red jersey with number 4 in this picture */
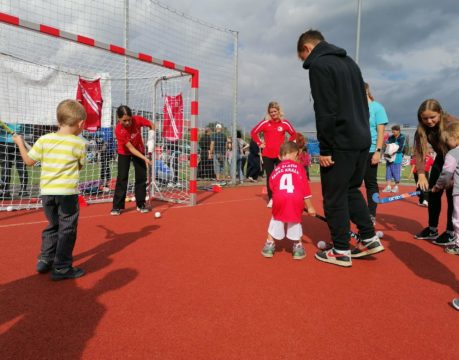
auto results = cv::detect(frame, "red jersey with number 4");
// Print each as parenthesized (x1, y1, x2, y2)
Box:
(115, 115, 151, 155)
(269, 159, 311, 223)
(76, 77, 102, 132)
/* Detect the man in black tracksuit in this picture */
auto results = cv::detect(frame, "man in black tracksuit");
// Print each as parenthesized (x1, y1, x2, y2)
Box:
(297, 29, 384, 267)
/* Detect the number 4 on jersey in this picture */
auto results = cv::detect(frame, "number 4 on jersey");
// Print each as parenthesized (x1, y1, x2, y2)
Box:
(279, 173, 294, 193)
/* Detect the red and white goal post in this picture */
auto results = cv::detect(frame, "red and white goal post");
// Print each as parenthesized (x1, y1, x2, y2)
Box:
(0, 12, 199, 211)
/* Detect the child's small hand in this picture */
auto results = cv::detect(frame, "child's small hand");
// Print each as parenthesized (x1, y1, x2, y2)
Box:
(307, 206, 316, 217)
(12, 134, 22, 145)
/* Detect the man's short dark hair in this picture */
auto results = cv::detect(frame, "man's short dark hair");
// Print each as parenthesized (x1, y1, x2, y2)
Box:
(297, 29, 325, 52)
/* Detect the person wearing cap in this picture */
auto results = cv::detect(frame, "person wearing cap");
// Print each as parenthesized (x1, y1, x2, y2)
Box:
(383, 124, 406, 193)
(209, 123, 227, 183)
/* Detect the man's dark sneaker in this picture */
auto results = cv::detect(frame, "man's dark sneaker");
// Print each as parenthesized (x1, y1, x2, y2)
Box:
(444, 244, 459, 255)
(414, 227, 438, 240)
(351, 235, 385, 258)
(315, 248, 352, 267)
(452, 298, 459, 311)
(36, 259, 53, 273)
(433, 232, 456, 246)
(51, 267, 85, 281)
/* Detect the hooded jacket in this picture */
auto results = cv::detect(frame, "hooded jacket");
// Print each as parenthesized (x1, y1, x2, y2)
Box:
(303, 41, 370, 156)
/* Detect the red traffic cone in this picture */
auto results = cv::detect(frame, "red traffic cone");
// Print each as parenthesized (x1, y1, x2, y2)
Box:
(78, 195, 88, 207)
(212, 185, 222, 193)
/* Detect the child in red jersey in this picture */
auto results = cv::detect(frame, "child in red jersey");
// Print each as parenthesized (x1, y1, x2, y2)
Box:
(261, 141, 316, 260)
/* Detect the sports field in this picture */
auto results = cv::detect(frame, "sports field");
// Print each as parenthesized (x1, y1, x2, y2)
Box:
(1, 182, 458, 359)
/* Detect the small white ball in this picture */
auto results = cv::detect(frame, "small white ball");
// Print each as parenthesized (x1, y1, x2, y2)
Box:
(6, 205, 13, 212)
(317, 240, 327, 250)
(154, 211, 161, 218)
(376, 231, 384, 238)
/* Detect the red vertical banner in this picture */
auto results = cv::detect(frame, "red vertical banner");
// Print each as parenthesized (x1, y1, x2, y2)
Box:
(76, 77, 103, 132)
(162, 94, 184, 141)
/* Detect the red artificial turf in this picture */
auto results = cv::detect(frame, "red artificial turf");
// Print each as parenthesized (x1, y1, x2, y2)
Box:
(0, 183, 458, 359)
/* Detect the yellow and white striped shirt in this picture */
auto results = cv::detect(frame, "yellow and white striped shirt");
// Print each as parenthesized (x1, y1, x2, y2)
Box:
(28, 133, 86, 195)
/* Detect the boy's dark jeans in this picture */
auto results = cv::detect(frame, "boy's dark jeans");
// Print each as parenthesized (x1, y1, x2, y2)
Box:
(41, 195, 80, 269)
(320, 149, 375, 250)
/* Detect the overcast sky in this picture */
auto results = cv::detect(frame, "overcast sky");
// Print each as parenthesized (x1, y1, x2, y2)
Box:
(163, 0, 459, 131)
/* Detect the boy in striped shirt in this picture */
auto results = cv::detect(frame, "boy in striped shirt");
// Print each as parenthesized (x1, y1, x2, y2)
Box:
(13, 99, 87, 280)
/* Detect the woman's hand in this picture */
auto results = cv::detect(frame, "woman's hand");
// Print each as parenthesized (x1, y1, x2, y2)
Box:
(417, 173, 429, 191)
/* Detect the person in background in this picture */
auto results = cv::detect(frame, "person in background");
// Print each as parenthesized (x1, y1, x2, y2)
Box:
(235, 130, 249, 183)
(197, 128, 214, 179)
(383, 125, 406, 193)
(363, 82, 388, 225)
(0, 122, 29, 198)
(251, 101, 297, 208)
(296, 133, 311, 180)
(246, 139, 262, 182)
(209, 123, 227, 184)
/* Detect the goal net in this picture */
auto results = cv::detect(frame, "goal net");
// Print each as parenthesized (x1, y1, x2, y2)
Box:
(0, 12, 199, 211)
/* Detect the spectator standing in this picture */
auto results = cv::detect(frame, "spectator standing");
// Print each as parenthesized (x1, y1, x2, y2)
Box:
(209, 123, 227, 184)
(383, 125, 406, 193)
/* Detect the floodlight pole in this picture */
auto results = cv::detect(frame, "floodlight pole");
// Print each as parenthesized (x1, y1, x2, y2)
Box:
(124, 0, 130, 103)
(355, 0, 362, 64)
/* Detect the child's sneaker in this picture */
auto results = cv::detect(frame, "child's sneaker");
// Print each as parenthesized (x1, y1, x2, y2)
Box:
(452, 298, 459, 311)
(414, 227, 438, 240)
(382, 185, 391, 193)
(315, 248, 352, 267)
(432, 231, 456, 246)
(261, 241, 275, 258)
(51, 267, 85, 281)
(110, 209, 121, 216)
(292, 243, 306, 260)
(36, 259, 53, 273)
(351, 235, 385, 258)
(391, 185, 399, 193)
(444, 244, 459, 255)
(136, 206, 149, 214)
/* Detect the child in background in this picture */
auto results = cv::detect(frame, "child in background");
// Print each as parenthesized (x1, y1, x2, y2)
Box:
(409, 151, 434, 206)
(432, 122, 459, 255)
(296, 133, 311, 180)
(261, 141, 316, 260)
(13, 100, 87, 280)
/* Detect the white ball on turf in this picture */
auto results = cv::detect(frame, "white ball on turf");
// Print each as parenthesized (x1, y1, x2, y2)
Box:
(317, 240, 327, 250)
(154, 211, 161, 218)
(376, 231, 384, 238)
(6, 205, 13, 212)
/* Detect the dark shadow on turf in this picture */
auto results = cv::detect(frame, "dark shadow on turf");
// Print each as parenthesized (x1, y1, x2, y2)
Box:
(74, 224, 159, 273)
(386, 233, 458, 293)
(0, 268, 137, 359)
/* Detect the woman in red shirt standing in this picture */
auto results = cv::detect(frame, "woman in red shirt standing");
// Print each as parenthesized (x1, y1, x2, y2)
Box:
(111, 105, 155, 215)
(251, 101, 297, 207)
